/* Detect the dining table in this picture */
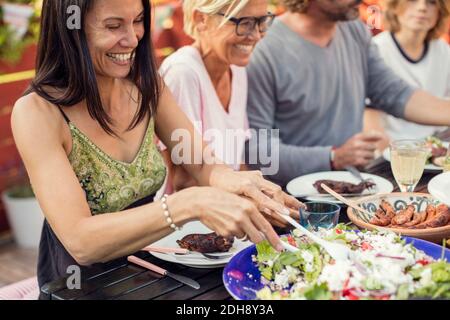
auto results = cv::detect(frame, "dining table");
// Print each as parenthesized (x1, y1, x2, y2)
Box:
(40, 131, 450, 300)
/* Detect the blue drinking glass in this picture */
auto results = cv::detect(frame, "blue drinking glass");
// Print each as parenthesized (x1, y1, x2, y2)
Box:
(299, 201, 341, 231)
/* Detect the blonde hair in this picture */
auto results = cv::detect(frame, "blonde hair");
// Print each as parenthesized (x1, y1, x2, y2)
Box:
(382, 0, 450, 40)
(183, 0, 251, 39)
(282, 0, 310, 13)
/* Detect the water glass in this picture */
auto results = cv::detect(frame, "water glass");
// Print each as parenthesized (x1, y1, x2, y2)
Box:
(299, 202, 341, 231)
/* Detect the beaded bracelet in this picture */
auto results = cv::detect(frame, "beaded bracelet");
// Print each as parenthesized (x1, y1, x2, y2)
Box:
(161, 194, 182, 231)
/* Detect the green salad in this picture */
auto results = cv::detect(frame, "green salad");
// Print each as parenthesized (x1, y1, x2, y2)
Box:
(254, 225, 450, 300)
(425, 136, 448, 165)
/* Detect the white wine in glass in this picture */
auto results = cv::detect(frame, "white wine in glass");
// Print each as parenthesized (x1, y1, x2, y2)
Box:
(444, 148, 450, 173)
(390, 140, 429, 193)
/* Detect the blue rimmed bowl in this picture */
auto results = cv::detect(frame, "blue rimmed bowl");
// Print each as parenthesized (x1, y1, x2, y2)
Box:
(223, 234, 450, 300)
(347, 193, 450, 243)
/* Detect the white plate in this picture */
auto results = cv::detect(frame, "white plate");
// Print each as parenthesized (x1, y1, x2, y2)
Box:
(428, 172, 450, 206)
(286, 171, 394, 203)
(149, 221, 252, 268)
(382, 142, 449, 172)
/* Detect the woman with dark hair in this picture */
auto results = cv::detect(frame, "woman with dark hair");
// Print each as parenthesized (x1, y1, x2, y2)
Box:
(11, 0, 301, 294)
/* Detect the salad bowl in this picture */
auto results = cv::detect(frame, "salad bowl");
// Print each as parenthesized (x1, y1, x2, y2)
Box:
(223, 229, 450, 300)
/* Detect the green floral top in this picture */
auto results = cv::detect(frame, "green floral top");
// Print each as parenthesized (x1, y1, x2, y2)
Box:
(67, 118, 167, 215)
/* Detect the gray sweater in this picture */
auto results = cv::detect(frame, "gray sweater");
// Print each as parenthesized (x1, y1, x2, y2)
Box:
(245, 19, 416, 187)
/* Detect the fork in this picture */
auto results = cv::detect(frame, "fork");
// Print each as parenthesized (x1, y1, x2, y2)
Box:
(293, 192, 378, 198)
(186, 252, 232, 260)
(143, 246, 233, 260)
(344, 166, 378, 192)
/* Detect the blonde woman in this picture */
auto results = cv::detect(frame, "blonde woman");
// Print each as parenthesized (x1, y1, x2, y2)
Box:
(364, 0, 450, 149)
(159, 0, 275, 191)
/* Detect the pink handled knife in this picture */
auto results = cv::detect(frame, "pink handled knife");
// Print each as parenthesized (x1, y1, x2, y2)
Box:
(127, 255, 201, 290)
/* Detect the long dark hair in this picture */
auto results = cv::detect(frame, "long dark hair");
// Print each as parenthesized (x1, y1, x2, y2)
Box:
(26, 0, 160, 136)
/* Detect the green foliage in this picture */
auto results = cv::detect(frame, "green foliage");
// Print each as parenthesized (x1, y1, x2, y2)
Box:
(6, 184, 35, 198)
(1, 159, 34, 199)
(0, 1, 41, 64)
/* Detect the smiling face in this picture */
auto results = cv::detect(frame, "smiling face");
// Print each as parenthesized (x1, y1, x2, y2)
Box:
(84, 0, 145, 79)
(314, 0, 363, 21)
(196, 0, 269, 67)
(396, 0, 440, 34)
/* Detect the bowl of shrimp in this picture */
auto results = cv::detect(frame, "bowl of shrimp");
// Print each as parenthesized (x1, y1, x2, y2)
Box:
(347, 193, 450, 243)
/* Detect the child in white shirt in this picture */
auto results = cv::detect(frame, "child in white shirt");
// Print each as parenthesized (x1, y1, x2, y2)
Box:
(364, 0, 450, 149)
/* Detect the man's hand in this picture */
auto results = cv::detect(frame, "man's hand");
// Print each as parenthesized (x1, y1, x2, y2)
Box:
(333, 132, 384, 169)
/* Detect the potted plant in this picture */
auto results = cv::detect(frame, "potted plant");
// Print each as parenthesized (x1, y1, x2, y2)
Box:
(1, 160, 44, 248)
(0, 0, 40, 65)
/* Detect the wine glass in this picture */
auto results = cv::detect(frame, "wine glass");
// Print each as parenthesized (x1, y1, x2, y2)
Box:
(390, 139, 429, 192)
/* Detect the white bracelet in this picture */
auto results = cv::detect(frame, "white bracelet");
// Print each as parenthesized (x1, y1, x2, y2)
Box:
(161, 194, 182, 231)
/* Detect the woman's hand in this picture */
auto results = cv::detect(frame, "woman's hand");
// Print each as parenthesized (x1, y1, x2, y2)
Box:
(172, 187, 284, 251)
(209, 167, 304, 227)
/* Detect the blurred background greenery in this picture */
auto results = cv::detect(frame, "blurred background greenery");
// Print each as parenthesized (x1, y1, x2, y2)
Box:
(0, 0, 41, 64)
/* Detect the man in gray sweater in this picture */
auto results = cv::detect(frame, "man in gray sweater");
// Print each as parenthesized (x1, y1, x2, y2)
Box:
(246, 0, 450, 187)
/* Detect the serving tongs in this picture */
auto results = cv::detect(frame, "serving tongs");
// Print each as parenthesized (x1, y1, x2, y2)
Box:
(320, 183, 375, 218)
(277, 186, 370, 269)
(278, 213, 353, 261)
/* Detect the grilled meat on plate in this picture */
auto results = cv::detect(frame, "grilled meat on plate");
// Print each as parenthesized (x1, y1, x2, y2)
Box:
(314, 180, 375, 194)
(177, 233, 234, 253)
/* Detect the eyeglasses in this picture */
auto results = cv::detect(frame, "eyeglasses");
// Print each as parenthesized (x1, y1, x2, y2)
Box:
(216, 12, 275, 37)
